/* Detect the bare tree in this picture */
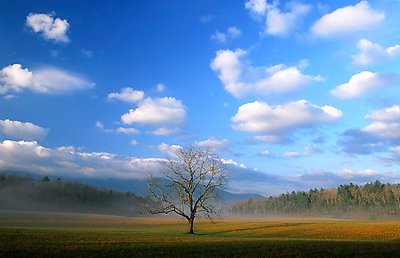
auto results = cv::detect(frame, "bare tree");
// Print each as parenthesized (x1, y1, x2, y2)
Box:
(148, 146, 227, 234)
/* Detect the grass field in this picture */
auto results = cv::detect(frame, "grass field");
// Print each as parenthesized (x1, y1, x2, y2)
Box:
(1, 211, 400, 257)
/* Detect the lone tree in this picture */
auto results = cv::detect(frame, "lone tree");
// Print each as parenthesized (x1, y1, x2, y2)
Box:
(148, 146, 227, 234)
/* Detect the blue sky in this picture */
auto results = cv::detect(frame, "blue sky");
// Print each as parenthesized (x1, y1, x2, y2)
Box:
(1, 0, 400, 195)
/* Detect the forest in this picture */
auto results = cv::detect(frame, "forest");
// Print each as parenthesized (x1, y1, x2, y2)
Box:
(0, 173, 150, 216)
(3, 173, 400, 219)
(228, 181, 400, 218)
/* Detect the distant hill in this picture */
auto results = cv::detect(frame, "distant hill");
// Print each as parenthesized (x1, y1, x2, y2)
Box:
(218, 191, 263, 203)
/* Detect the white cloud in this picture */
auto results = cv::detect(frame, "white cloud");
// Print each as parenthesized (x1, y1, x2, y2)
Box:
(0, 119, 48, 140)
(50, 50, 60, 57)
(156, 83, 165, 93)
(1, 139, 397, 196)
(199, 14, 214, 23)
(0, 64, 93, 95)
(211, 26, 242, 43)
(264, 2, 311, 36)
(107, 87, 144, 103)
(121, 97, 185, 125)
(96, 121, 139, 136)
(116, 127, 139, 136)
(311, 1, 384, 37)
(95, 121, 113, 133)
(232, 99, 342, 137)
(389, 146, 400, 154)
(150, 127, 178, 136)
(81, 49, 93, 58)
(253, 135, 283, 144)
(258, 150, 271, 157)
(337, 168, 377, 179)
(0, 140, 164, 179)
(121, 97, 186, 135)
(108, 87, 186, 136)
(245, 0, 267, 15)
(330, 71, 395, 99)
(282, 151, 302, 158)
(26, 12, 70, 43)
(157, 143, 182, 157)
(95, 121, 105, 129)
(362, 105, 400, 140)
(195, 137, 229, 152)
(283, 144, 323, 158)
(245, 0, 311, 36)
(211, 31, 227, 43)
(211, 49, 321, 98)
(352, 39, 400, 66)
(220, 158, 246, 169)
(227, 26, 242, 37)
(365, 105, 400, 122)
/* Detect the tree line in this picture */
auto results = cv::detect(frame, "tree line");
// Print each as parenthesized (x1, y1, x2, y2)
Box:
(0, 173, 151, 216)
(228, 180, 400, 218)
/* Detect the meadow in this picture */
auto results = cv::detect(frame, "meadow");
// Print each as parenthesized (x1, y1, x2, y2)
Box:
(1, 211, 400, 257)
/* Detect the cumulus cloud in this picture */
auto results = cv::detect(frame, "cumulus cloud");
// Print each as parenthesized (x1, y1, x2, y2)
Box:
(330, 71, 396, 99)
(232, 99, 342, 141)
(26, 12, 70, 43)
(195, 137, 229, 152)
(0, 64, 93, 95)
(121, 97, 186, 135)
(157, 143, 182, 157)
(362, 105, 400, 140)
(0, 119, 48, 140)
(108, 87, 187, 136)
(221, 158, 247, 169)
(245, 0, 311, 36)
(352, 39, 400, 66)
(0, 140, 163, 179)
(211, 26, 241, 43)
(311, 1, 384, 37)
(107, 87, 144, 103)
(211, 49, 321, 98)
(245, 0, 268, 15)
(338, 106, 400, 155)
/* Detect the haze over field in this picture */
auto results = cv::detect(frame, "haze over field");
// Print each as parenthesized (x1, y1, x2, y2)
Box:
(1, 0, 400, 196)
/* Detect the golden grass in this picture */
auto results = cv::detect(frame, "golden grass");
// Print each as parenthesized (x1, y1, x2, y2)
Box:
(2, 210, 400, 257)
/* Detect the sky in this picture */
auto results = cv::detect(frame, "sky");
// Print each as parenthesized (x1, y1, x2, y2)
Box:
(1, 0, 400, 196)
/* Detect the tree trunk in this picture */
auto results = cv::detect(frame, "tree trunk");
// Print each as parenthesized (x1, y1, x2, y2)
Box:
(188, 217, 195, 234)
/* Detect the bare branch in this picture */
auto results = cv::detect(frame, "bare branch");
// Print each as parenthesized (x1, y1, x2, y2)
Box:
(146, 145, 227, 233)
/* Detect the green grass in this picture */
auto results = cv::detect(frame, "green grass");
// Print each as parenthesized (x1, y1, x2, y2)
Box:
(1, 211, 400, 257)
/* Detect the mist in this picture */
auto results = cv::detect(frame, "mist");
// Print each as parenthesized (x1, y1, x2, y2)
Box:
(0, 173, 150, 216)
